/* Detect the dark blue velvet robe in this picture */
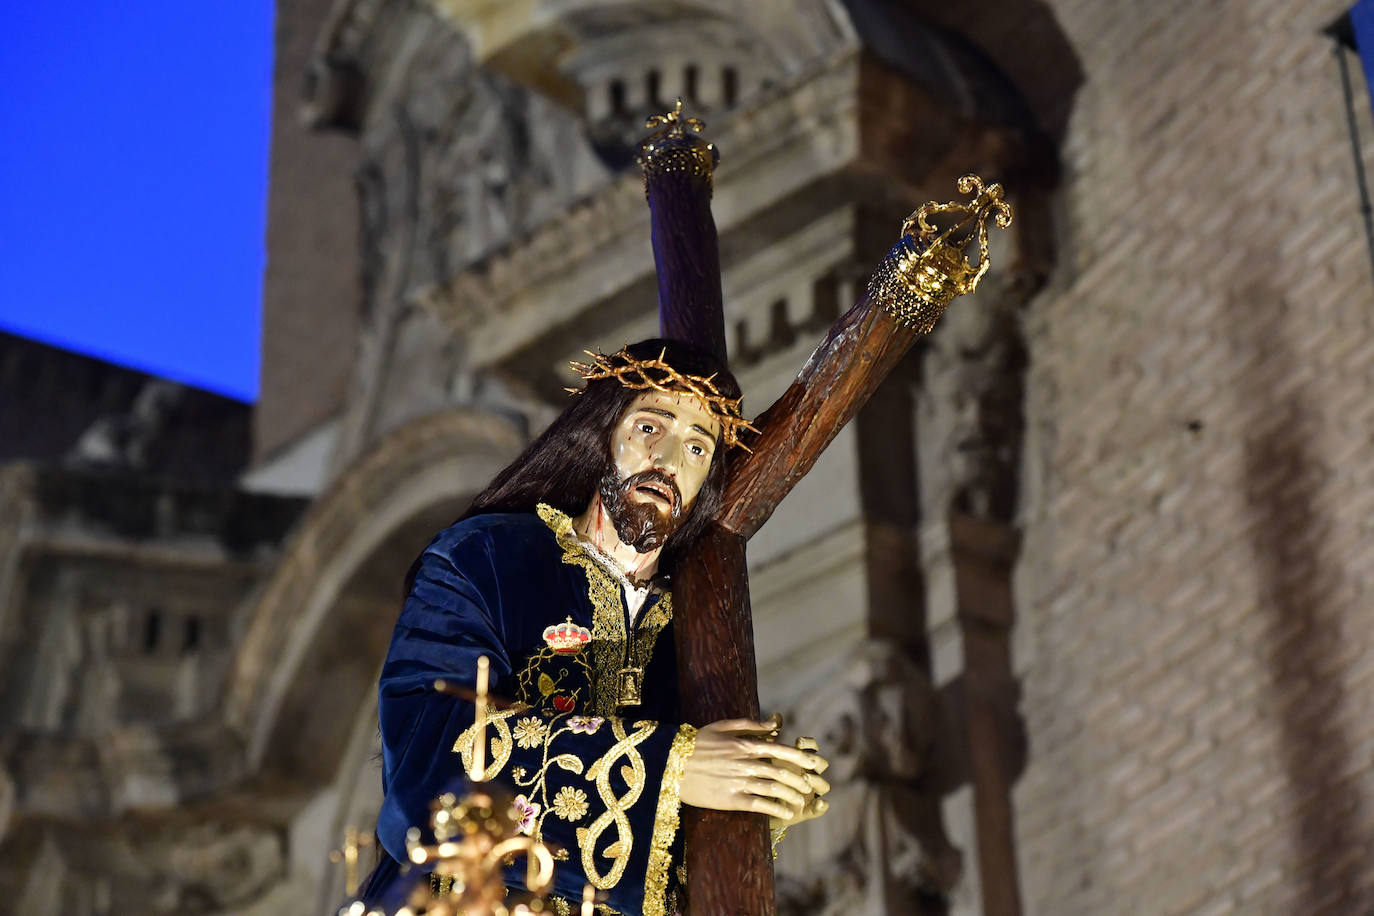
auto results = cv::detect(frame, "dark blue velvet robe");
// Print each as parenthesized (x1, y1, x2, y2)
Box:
(359, 505, 693, 916)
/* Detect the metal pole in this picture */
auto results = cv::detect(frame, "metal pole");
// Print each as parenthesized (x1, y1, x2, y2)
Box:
(1333, 41, 1374, 285)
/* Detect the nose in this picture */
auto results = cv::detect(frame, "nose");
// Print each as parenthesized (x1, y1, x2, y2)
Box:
(650, 432, 681, 476)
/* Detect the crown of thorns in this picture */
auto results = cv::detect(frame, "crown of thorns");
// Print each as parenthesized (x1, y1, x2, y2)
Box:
(568, 348, 758, 451)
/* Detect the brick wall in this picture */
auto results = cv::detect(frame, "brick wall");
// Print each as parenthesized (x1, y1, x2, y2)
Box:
(254, 0, 361, 462)
(1015, 1, 1374, 913)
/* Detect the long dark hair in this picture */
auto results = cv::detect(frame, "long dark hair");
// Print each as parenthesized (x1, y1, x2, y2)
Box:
(461, 338, 742, 573)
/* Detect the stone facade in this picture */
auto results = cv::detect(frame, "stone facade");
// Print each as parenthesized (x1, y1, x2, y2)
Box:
(3, 0, 1373, 914)
(0, 331, 254, 481)
(0, 336, 310, 913)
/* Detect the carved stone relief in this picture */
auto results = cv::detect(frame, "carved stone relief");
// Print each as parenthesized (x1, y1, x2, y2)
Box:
(919, 276, 1030, 525)
(917, 260, 1041, 914)
(334, 3, 607, 464)
(774, 639, 962, 915)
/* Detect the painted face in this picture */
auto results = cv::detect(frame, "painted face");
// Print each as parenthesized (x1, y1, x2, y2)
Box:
(598, 390, 722, 552)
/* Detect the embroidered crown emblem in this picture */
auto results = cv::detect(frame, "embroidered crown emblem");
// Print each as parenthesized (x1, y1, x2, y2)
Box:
(543, 617, 592, 655)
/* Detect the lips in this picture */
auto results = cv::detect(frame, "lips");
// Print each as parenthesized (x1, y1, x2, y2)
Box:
(634, 479, 676, 510)
(599, 467, 685, 552)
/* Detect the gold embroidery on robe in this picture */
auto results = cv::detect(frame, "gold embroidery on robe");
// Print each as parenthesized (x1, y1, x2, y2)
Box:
(453, 706, 518, 780)
(550, 898, 618, 916)
(537, 504, 623, 715)
(516, 644, 593, 714)
(535, 504, 673, 716)
(576, 718, 657, 889)
(642, 724, 697, 916)
(622, 595, 672, 709)
(457, 709, 612, 848)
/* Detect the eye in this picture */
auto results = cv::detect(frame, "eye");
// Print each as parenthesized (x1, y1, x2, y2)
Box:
(688, 443, 706, 457)
(637, 421, 656, 434)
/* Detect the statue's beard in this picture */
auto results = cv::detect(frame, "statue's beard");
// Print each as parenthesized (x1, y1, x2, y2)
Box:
(598, 466, 685, 553)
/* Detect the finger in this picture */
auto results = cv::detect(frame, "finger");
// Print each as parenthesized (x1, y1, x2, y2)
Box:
(803, 772, 832, 797)
(782, 796, 828, 826)
(742, 762, 812, 797)
(743, 777, 807, 811)
(737, 739, 828, 771)
(711, 718, 781, 737)
(738, 793, 794, 821)
(796, 750, 830, 774)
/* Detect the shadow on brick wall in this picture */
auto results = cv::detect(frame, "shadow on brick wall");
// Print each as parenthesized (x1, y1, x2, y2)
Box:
(1236, 279, 1371, 911)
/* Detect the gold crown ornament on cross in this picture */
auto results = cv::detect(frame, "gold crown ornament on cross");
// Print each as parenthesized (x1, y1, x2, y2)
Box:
(636, 98, 719, 197)
(869, 174, 1015, 333)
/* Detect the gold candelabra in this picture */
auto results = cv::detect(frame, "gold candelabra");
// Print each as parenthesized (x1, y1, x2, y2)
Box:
(332, 827, 376, 897)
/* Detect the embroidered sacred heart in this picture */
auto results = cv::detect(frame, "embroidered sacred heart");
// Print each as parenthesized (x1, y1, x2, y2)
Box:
(552, 695, 575, 712)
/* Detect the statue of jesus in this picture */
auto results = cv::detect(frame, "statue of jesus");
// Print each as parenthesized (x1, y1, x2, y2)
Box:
(358, 338, 830, 915)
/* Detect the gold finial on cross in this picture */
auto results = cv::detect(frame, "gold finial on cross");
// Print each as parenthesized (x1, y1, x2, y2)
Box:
(868, 174, 1016, 331)
(329, 826, 375, 896)
(637, 98, 718, 196)
(902, 174, 1014, 279)
(644, 98, 705, 143)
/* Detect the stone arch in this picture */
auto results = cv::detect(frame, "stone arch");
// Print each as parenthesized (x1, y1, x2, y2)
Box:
(225, 408, 524, 783)
(309, 679, 387, 911)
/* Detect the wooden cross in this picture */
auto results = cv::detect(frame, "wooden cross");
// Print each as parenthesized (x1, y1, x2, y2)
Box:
(639, 103, 1011, 912)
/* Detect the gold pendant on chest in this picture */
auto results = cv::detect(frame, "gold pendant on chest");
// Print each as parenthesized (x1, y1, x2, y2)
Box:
(616, 666, 644, 707)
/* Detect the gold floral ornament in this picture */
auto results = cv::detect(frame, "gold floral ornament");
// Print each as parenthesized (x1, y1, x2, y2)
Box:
(868, 174, 1015, 333)
(552, 786, 591, 821)
(568, 348, 759, 452)
(512, 716, 550, 750)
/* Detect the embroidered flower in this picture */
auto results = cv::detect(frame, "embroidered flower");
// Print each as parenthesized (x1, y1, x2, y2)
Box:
(512, 795, 540, 835)
(512, 766, 527, 780)
(550, 786, 590, 821)
(568, 716, 604, 734)
(512, 716, 549, 749)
